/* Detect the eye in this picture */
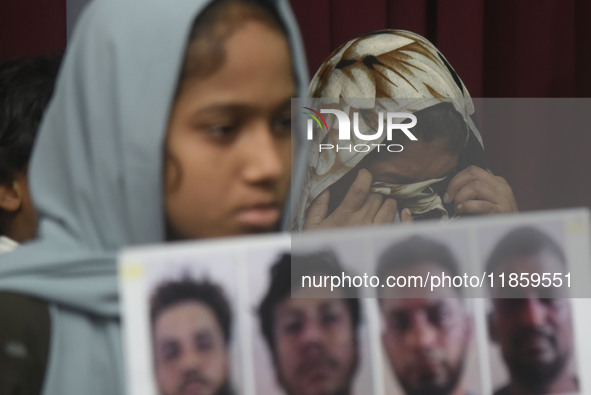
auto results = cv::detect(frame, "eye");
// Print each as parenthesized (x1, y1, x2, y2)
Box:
(391, 311, 411, 332)
(320, 310, 341, 327)
(161, 341, 180, 361)
(426, 304, 450, 328)
(283, 319, 303, 335)
(195, 334, 215, 352)
(271, 111, 292, 136)
(205, 123, 239, 140)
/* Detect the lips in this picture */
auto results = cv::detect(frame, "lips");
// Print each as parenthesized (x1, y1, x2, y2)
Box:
(296, 354, 337, 385)
(524, 334, 551, 348)
(180, 380, 208, 395)
(514, 329, 556, 362)
(299, 365, 332, 387)
(410, 360, 441, 381)
(236, 203, 281, 230)
(519, 334, 554, 359)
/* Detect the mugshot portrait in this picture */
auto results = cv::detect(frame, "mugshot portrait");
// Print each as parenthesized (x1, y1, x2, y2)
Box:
(371, 228, 483, 395)
(247, 234, 375, 395)
(124, 245, 247, 395)
(477, 220, 581, 395)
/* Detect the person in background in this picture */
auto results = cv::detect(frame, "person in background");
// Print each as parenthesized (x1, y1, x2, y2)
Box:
(296, 30, 517, 230)
(0, 55, 61, 395)
(0, 0, 308, 394)
(0, 55, 61, 251)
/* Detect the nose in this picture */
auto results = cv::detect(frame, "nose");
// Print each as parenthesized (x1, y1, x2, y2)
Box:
(520, 298, 547, 326)
(300, 319, 324, 345)
(179, 349, 203, 372)
(408, 312, 436, 350)
(241, 122, 286, 184)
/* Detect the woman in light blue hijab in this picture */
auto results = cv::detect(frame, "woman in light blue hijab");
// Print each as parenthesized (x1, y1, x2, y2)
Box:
(0, 0, 308, 394)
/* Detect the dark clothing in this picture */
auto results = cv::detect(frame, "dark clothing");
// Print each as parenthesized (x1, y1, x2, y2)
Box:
(0, 292, 50, 395)
(494, 385, 511, 395)
(494, 379, 580, 395)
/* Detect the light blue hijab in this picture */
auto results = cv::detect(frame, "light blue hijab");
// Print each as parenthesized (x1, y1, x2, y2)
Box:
(0, 0, 308, 393)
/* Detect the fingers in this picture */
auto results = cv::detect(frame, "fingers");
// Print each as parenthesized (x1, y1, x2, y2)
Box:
(444, 166, 490, 204)
(453, 178, 498, 206)
(332, 169, 392, 224)
(456, 200, 499, 215)
(338, 169, 373, 213)
(304, 169, 401, 229)
(400, 208, 413, 223)
(359, 193, 385, 217)
(303, 189, 330, 229)
(373, 198, 398, 224)
(445, 166, 519, 215)
(305, 164, 518, 231)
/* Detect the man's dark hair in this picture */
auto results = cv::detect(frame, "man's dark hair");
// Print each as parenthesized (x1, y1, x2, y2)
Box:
(257, 251, 361, 357)
(151, 276, 232, 342)
(486, 226, 566, 274)
(0, 55, 61, 184)
(376, 235, 462, 297)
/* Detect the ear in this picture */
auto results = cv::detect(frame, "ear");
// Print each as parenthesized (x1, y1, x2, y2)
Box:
(0, 179, 24, 212)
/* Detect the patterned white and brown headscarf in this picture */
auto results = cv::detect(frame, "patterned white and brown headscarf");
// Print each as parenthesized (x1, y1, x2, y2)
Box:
(295, 29, 485, 230)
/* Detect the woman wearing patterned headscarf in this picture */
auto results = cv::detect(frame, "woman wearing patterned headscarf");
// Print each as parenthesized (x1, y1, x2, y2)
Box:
(297, 30, 517, 230)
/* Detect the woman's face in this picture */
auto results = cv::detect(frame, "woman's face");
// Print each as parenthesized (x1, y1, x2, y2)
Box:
(164, 20, 295, 239)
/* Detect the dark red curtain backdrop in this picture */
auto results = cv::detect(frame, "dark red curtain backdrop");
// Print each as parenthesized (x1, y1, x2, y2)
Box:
(289, 0, 591, 98)
(290, 0, 591, 211)
(0, 0, 66, 59)
(1, 0, 590, 211)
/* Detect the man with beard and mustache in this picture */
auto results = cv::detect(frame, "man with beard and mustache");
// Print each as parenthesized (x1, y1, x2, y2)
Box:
(376, 236, 476, 395)
(486, 226, 579, 395)
(151, 277, 234, 395)
(258, 252, 361, 395)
